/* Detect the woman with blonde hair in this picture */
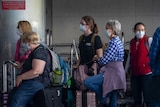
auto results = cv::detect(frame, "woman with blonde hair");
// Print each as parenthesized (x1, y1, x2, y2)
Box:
(9, 31, 51, 107)
(14, 20, 32, 68)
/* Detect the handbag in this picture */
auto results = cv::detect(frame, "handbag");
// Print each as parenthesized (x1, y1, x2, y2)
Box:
(73, 63, 98, 90)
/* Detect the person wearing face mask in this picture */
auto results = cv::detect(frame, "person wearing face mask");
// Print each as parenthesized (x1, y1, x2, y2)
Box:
(14, 20, 32, 68)
(74, 16, 103, 70)
(84, 19, 126, 107)
(125, 22, 152, 107)
(9, 31, 52, 107)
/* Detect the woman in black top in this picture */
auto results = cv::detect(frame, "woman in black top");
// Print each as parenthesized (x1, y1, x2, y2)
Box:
(9, 31, 51, 107)
(75, 16, 103, 69)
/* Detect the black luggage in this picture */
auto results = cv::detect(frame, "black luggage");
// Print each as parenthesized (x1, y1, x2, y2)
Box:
(33, 85, 64, 107)
(62, 87, 75, 107)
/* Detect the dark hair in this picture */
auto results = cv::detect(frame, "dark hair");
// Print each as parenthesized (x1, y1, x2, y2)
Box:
(82, 16, 98, 34)
(133, 22, 145, 31)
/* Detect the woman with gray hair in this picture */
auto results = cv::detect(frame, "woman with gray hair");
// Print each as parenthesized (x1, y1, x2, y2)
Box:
(84, 19, 126, 107)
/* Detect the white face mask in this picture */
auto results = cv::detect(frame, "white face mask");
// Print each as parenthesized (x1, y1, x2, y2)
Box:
(135, 31, 145, 39)
(16, 28, 22, 36)
(80, 24, 86, 32)
(104, 29, 111, 38)
(25, 43, 31, 50)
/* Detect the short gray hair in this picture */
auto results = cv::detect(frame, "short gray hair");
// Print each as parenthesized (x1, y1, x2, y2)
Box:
(106, 19, 121, 35)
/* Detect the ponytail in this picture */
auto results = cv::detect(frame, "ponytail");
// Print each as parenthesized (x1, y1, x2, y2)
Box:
(82, 16, 98, 34)
(92, 23, 98, 34)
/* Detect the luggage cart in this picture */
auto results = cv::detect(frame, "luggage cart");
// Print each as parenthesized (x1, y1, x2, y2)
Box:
(1, 61, 16, 107)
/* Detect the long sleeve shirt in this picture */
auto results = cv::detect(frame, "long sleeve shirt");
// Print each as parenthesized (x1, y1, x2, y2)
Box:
(98, 36, 124, 65)
(149, 27, 160, 76)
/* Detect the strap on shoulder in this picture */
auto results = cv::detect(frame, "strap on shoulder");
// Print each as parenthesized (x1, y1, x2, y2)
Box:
(144, 36, 149, 51)
(91, 34, 98, 47)
(79, 35, 84, 43)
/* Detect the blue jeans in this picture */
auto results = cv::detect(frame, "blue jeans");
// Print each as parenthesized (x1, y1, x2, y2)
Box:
(131, 74, 152, 106)
(9, 80, 44, 107)
(84, 73, 117, 107)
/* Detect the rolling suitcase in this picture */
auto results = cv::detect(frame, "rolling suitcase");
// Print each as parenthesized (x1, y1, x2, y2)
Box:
(76, 91, 97, 107)
(62, 87, 75, 107)
(1, 61, 16, 107)
(33, 85, 64, 107)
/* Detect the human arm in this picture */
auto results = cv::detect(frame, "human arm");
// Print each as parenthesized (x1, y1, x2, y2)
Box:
(16, 59, 46, 87)
(92, 36, 103, 61)
(92, 48, 103, 61)
(16, 46, 48, 87)
(96, 48, 103, 58)
(98, 40, 117, 65)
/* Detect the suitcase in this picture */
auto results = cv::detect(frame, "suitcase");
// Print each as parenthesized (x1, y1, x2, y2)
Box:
(33, 85, 64, 107)
(1, 61, 16, 107)
(76, 91, 97, 107)
(62, 87, 75, 107)
(1, 92, 8, 107)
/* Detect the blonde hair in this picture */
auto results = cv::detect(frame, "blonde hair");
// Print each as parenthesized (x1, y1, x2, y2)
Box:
(17, 20, 32, 33)
(22, 31, 40, 44)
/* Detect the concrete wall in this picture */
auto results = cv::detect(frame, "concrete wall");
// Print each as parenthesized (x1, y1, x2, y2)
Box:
(52, 0, 160, 45)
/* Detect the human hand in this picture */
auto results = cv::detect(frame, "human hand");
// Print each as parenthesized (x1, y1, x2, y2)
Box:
(72, 65, 78, 71)
(15, 61, 22, 69)
(92, 55, 98, 61)
(16, 75, 23, 87)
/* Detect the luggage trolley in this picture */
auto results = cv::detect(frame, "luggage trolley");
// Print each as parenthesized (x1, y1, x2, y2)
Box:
(61, 40, 78, 107)
(1, 60, 16, 107)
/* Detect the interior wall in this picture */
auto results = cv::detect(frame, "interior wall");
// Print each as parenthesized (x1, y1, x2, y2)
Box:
(46, 0, 52, 30)
(52, 0, 160, 45)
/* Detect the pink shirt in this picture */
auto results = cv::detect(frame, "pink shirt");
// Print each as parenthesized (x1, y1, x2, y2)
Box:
(14, 39, 31, 63)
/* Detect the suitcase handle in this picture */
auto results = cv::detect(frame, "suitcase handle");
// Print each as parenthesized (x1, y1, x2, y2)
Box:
(2, 60, 16, 93)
